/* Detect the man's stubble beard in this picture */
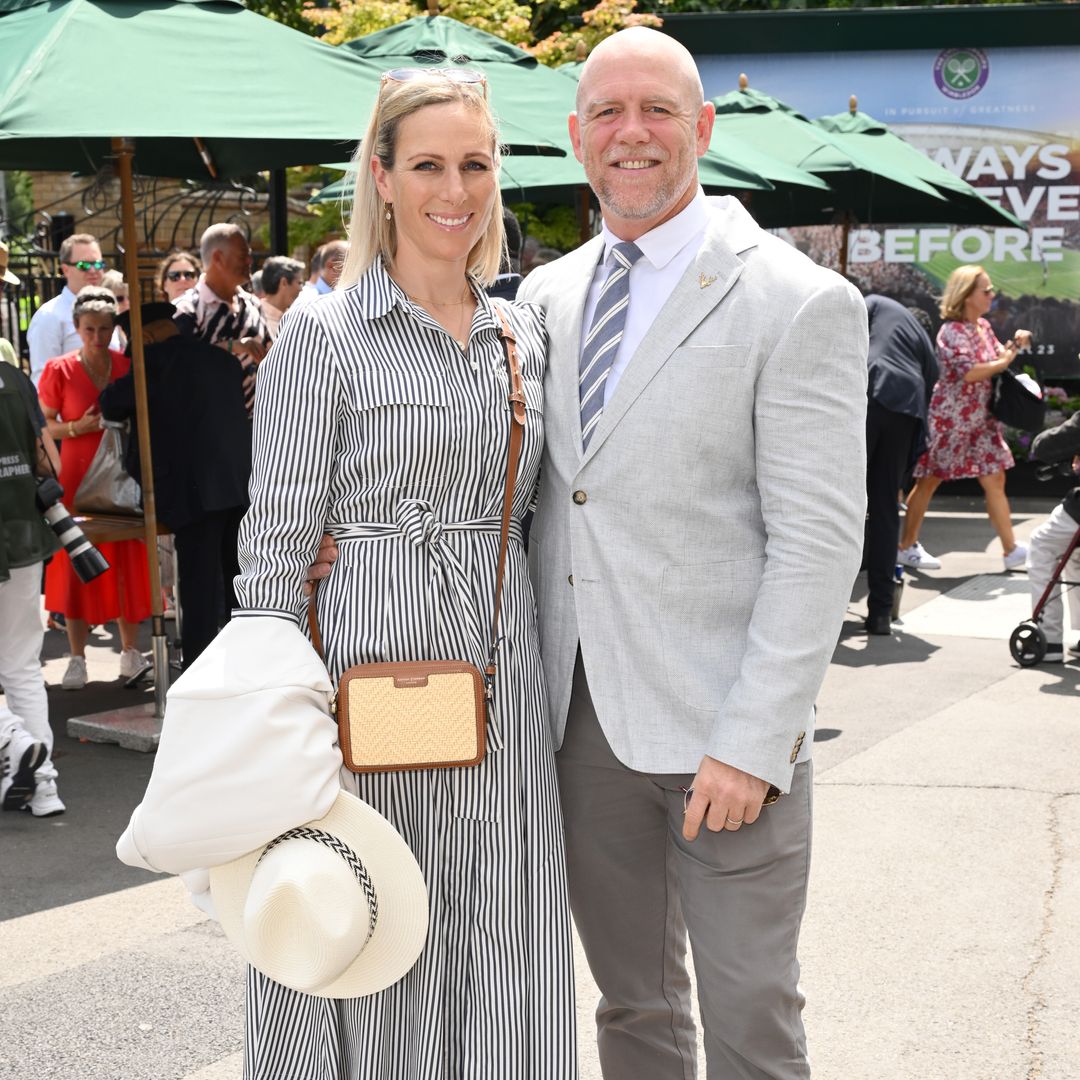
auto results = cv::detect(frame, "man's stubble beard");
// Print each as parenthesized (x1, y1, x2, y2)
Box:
(588, 144, 698, 224)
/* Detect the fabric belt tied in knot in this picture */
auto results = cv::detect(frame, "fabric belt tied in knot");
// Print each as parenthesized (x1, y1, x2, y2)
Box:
(396, 498, 444, 549)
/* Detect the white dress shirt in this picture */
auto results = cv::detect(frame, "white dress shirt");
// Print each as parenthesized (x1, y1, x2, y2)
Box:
(27, 286, 79, 386)
(580, 187, 710, 407)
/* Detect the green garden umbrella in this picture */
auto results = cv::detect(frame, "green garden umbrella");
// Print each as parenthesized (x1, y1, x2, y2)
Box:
(0, 0, 562, 175)
(814, 100, 1021, 229)
(710, 81, 954, 233)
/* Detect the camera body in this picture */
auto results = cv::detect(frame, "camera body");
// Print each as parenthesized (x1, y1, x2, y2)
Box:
(35, 476, 110, 584)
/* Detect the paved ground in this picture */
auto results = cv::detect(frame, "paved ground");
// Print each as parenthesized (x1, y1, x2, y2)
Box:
(2, 493, 1078, 1080)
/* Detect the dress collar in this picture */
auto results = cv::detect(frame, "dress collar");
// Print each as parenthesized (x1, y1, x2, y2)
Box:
(353, 257, 498, 335)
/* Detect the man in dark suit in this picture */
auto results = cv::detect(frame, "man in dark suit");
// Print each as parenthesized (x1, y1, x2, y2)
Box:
(100, 303, 252, 667)
(864, 294, 939, 635)
(485, 207, 524, 301)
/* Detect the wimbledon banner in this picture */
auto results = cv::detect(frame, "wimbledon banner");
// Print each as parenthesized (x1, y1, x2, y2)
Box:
(697, 46, 1080, 377)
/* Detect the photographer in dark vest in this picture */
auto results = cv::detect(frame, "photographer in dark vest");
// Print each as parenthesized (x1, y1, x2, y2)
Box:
(0, 252, 65, 815)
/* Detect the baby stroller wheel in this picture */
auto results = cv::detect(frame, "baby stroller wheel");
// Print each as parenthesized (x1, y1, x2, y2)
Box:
(1009, 621, 1047, 667)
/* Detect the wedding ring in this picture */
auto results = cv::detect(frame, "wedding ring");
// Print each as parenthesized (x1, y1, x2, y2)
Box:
(725, 816, 744, 827)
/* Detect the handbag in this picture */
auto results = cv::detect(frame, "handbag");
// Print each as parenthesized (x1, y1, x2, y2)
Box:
(307, 308, 526, 774)
(74, 420, 142, 515)
(989, 368, 1046, 432)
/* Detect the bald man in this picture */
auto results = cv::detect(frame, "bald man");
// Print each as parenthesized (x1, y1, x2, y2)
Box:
(517, 28, 868, 1080)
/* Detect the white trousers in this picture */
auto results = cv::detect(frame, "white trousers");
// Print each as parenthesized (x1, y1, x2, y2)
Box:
(0, 562, 56, 781)
(1029, 503, 1080, 645)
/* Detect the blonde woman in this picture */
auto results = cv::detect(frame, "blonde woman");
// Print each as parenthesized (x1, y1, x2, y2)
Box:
(231, 71, 575, 1077)
(900, 264, 1032, 571)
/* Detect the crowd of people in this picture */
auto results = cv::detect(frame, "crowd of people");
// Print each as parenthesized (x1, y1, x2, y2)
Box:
(0, 28, 1076, 1080)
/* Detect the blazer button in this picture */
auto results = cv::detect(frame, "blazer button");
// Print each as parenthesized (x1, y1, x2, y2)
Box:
(568, 574, 574, 586)
(572, 490, 587, 505)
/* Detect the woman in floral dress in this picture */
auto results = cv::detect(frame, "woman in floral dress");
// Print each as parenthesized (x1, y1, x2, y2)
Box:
(899, 264, 1033, 571)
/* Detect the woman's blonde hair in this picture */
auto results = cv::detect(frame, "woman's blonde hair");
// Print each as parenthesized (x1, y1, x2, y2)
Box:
(338, 76, 505, 289)
(939, 264, 987, 321)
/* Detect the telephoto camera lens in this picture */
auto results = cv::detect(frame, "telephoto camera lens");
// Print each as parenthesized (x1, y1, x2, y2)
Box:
(35, 477, 110, 583)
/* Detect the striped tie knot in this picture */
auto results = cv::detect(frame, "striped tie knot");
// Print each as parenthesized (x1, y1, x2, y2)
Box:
(610, 241, 643, 271)
(578, 240, 644, 450)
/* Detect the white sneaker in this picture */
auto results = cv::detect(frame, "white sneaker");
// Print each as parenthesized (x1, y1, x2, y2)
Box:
(1043, 643, 1064, 664)
(1, 722, 47, 811)
(26, 777, 65, 817)
(62, 655, 87, 690)
(120, 648, 149, 680)
(1069, 640, 1080, 657)
(897, 542, 941, 570)
(1004, 544, 1028, 571)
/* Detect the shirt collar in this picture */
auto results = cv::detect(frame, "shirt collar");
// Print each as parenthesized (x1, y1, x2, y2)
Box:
(196, 275, 229, 306)
(58, 286, 75, 309)
(354, 257, 498, 334)
(599, 187, 709, 271)
(315, 275, 334, 295)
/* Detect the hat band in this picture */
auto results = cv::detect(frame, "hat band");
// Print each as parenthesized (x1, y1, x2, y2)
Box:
(258, 826, 379, 941)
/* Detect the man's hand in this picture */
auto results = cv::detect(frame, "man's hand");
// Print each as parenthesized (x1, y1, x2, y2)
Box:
(302, 533, 339, 597)
(238, 337, 267, 363)
(223, 337, 267, 364)
(683, 755, 770, 841)
(1014, 329, 1033, 351)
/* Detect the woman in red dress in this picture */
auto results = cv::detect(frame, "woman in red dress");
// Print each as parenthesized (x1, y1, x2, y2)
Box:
(899, 264, 1033, 573)
(38, 286, 152, 690)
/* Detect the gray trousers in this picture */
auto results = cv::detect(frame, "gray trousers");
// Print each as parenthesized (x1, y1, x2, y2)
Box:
(557, 657, 812, 1080)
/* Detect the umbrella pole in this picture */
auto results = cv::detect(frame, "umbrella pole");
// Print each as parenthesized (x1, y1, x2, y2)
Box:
(839, 215, 850, 278)
(112, 137, 168, 718)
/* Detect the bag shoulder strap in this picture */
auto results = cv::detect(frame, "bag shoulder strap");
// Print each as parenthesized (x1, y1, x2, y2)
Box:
(307, 304, 527, 680)
(487, 305, 527, 682)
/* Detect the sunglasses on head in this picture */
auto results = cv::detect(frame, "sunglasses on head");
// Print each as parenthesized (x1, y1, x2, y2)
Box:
(380, 67, 487, 98)
(68, 259, 106, 272)
(166, 269, 199, 282)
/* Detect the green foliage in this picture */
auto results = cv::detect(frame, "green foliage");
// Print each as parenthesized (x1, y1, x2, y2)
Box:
(2, 171, 33, 237)
(531, 0, 661, 65)
(242, 0, 319, 33)
(440, 0, 534, 46)
(509, 202, 580, 252)
(643, 0, 1043, 8)
(304, 0, 418, 43)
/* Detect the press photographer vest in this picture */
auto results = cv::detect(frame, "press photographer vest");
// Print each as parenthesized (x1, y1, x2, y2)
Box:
(0, 362, 59, 580)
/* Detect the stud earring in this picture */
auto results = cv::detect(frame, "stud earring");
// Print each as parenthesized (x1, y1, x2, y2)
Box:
(385, 203, 392, 221)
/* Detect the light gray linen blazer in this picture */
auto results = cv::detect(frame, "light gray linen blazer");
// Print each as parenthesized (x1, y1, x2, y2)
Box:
(518, 196, 868, 792)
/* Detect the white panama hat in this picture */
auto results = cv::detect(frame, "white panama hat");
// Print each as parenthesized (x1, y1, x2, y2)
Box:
(209, 790, 428, 998)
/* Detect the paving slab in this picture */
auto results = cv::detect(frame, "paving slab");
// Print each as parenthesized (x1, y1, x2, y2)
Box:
(820, 659, 1080, 794)
(801, 784, 1053, 1080)
(67, 702, 162, 752)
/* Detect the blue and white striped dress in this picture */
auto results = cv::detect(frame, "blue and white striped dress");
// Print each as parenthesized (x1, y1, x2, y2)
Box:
(233, 259, 577, 1080)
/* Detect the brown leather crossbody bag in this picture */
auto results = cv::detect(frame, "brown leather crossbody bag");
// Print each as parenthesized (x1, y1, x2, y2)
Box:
(307, 309, 526, 774)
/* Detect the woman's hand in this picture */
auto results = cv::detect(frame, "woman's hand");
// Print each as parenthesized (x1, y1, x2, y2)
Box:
(75, 405, 102, 435)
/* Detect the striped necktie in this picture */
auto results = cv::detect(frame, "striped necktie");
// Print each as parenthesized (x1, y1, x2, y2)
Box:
(579, 240, 643, 450)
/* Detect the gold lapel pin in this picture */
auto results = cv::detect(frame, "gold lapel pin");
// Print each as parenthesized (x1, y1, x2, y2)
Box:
(699, 272, 718, 289)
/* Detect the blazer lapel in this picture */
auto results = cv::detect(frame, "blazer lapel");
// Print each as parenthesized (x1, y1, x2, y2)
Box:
(581, 204, 758, 465)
